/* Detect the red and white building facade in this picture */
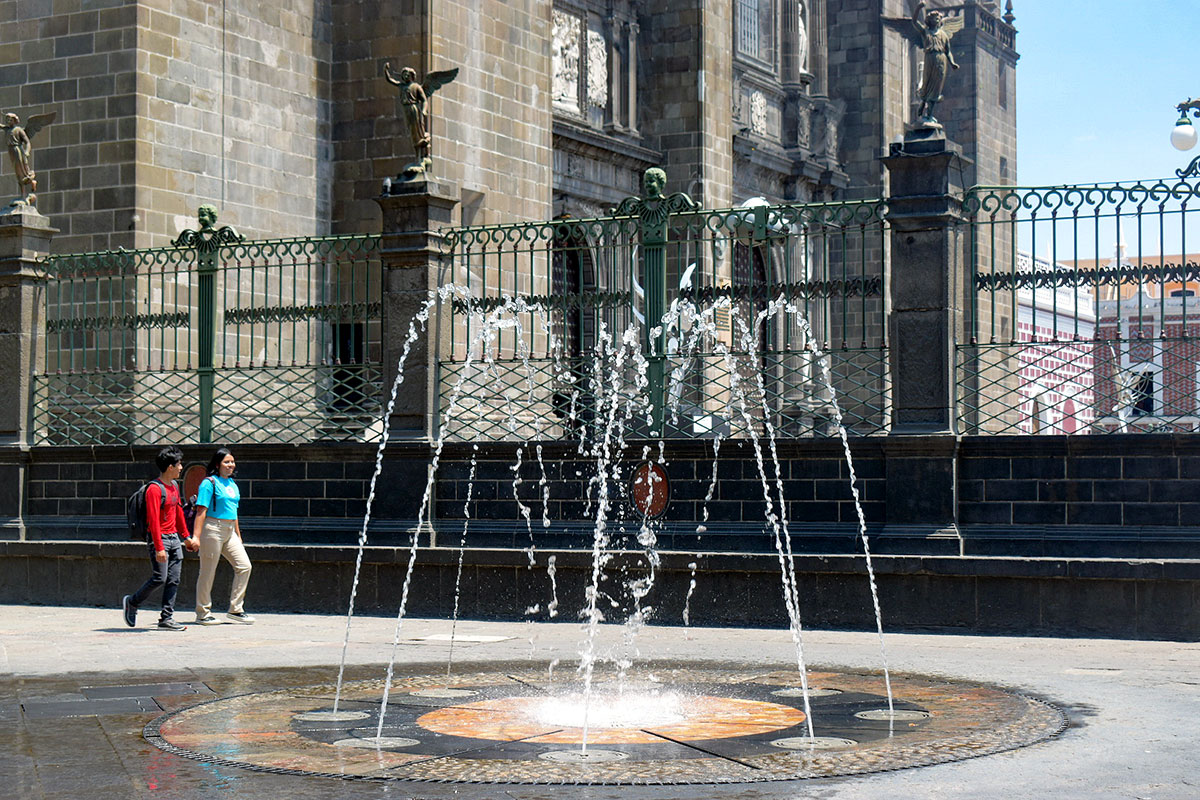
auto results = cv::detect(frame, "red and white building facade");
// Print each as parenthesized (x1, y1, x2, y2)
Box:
(1014, 253, 1096, 434)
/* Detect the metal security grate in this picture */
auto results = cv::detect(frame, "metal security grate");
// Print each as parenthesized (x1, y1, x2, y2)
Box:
(958, 179, 1200, 435)
(436, 198, 889, 442)
(33, 231, 383, 445)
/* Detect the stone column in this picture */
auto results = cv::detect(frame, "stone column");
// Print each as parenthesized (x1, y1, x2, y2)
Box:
(0, 208, 54, 445)
(809, 0, 827, 96)
(881, 131, 972, 546)
(0, 206, 55, 540)
(375, 179, 459, 442)
(626, 21, 639, 136)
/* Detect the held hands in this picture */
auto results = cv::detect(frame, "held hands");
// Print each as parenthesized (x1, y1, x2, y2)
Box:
(184, 537, 200, 552)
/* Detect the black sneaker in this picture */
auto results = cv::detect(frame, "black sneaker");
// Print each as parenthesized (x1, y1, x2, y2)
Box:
(122, 595, 136, 628)
(157, 619, 186, 631)
(225, 611, 256, 624)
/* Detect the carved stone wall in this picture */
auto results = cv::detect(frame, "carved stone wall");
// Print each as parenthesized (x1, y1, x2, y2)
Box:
(0, 0, 1015, 250)
(0, 0, 334, 251)
(640, 0, 733, 211)
(331, 0, 553, 233)
(0, 2, 137, 251)
(728, 0, 845, 206)
(553, 123, 657, 218)
(550, 0, 648, 217)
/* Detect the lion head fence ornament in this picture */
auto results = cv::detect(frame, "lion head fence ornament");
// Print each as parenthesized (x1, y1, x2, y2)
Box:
(611, 167, 701, 234)
(172, 204, 245, 253)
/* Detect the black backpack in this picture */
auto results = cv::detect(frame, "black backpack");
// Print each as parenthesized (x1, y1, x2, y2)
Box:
(126, 479, 167, 541)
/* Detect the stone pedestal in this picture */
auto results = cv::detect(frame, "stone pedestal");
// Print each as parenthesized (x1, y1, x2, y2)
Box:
(375, 179, 459, 442)
(0, 206, 56, 539)
(882, 131, 971, 433)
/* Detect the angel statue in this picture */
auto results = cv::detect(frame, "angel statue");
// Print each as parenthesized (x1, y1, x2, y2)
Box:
(384, 64, 459, 179)
(2, 111, 56, 207)
(910, 2, 961, 126)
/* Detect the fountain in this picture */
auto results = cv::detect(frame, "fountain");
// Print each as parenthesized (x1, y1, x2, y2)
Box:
(143, 186, 1067, 787)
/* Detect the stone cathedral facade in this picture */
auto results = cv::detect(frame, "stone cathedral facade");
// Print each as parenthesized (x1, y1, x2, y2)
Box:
(0, 0, 1017, 252)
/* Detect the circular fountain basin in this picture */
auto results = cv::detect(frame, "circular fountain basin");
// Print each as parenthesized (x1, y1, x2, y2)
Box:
(146, 666, 1065, 785)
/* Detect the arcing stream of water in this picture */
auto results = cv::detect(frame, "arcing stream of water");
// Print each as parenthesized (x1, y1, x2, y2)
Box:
(331, 281, 894, 746)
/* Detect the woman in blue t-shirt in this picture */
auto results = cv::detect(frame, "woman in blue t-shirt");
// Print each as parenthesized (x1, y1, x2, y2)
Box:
(192, 447, 254, 624)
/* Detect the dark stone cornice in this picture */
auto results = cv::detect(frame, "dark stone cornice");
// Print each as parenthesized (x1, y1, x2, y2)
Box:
(552, 118, 660, 168)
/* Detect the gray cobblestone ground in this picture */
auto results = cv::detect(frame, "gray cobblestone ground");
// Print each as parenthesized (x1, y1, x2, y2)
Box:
(1, 604, 1197, 799)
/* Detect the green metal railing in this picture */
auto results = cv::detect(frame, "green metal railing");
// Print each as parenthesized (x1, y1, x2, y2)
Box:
(959, 178, 1200, 434)
(34, 229, 383, 446)
(436, 197, 889, 442)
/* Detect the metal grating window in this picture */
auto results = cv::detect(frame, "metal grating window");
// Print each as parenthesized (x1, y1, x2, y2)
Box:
(737, 0, 761, 60)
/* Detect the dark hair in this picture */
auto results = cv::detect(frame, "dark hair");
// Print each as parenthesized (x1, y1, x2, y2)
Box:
(155, 446, 183, 472)
(205, 447, 235, 477)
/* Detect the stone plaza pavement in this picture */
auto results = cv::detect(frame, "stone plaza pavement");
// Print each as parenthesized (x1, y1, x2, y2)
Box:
(1, 603, 1197, 799)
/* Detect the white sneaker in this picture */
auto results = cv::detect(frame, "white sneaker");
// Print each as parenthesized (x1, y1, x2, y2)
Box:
(194, 615, 222, 625)
(226, 611, 256, 624)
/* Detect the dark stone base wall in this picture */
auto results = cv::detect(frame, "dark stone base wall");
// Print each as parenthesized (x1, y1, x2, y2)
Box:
(432, 438, 891, 553)
(1, 541, 1196, 641)
(959, 435, 1200, 531)
(3, 443, 425, 545)
(435, 440, 883, 527)
(5, 435, 1199, 560)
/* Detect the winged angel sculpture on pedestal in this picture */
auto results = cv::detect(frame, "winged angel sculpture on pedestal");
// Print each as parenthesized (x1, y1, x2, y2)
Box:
(2, 111, 56, 207)
(885, 2, 962, 128)
(384, 64, 459, 179)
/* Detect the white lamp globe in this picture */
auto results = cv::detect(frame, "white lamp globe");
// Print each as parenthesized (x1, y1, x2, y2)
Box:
(1172, 118, 1198, 151)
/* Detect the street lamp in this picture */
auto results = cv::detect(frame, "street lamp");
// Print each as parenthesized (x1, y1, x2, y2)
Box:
(1173, 99, 1200, 179)
(1173, 99, 1200, 152)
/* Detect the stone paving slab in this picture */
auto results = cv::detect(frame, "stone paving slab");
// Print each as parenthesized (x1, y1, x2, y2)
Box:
(0, 604, 1198, 799)
(81, 682, 215, 699)
(21, 696, 163, 719)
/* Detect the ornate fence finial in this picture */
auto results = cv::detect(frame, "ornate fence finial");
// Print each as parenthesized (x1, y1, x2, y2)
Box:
(612, 168, 700, 233)
(172, 204, 245, 252)
(1177, 155, 1200, 180)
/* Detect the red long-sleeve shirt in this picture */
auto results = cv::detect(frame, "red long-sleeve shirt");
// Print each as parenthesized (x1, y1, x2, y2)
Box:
(145, 481, 190, 552)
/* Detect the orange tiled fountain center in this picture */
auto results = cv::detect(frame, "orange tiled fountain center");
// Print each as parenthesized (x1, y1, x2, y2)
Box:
(417, 693, 807, 744)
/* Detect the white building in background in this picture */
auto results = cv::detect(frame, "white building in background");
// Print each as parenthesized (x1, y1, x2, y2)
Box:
(1014, 252, 1096, 434)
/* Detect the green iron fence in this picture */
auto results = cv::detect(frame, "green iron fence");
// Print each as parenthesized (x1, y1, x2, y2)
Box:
(959, 176, 1200, 434)
(34, 173, 1200, 445)
(34, 228, 383, 446)
(436, 197, 889, 442)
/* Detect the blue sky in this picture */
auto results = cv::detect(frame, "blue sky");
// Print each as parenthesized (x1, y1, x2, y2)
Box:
(1016, 1, 1199, 186)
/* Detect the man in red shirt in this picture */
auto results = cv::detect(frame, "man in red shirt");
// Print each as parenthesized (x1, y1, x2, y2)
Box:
(122, 446, 199, 630)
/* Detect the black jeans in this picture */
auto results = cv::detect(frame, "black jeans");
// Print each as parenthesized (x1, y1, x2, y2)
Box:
(130, 534, 184, 621)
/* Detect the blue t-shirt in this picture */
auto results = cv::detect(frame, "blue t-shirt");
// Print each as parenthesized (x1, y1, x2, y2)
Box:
(196, 476, 240, 520)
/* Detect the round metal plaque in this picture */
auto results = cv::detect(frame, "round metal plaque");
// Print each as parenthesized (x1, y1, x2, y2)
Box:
(630, 461, 670, 518)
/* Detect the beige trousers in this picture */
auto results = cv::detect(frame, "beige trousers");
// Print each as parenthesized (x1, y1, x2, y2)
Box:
(194, 518, 252, 617)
